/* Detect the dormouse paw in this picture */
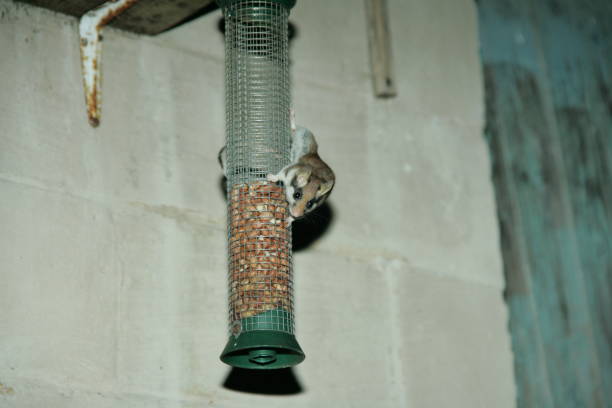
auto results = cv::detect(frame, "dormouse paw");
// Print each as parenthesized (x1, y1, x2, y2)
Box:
(266, 173, 280, 182)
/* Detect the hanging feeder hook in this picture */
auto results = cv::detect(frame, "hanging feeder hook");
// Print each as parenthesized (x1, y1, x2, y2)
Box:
(79, 0, 138, 127)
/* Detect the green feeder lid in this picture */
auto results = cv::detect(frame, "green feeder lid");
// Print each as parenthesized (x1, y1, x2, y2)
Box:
(216, 0, 296, 9)
(220, 309, 304, 369)
(221, 330, 305, 369)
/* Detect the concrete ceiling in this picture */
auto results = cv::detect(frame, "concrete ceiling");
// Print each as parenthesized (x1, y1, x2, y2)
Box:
(14, 0, 219, 35)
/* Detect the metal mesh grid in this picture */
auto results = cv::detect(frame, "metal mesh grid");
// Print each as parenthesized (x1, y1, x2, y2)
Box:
(223, 1, 293, 336)
(224, 1, 290, 182)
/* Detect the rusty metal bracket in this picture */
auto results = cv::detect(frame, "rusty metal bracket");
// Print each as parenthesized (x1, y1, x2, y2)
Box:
(79, 0, 138, 127)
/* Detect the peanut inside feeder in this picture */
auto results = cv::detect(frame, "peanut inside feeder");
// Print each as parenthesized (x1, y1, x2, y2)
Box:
(228, 182, 292, 329)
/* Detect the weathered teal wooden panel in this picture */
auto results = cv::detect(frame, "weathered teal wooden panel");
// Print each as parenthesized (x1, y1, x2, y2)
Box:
(477, 0, 612, 407)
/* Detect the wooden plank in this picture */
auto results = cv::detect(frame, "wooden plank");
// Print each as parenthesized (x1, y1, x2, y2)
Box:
(14, 0, 218, 35)
(364, 0, 397, 98)
(483, 63, 556, 408)
(478, 0, 612, 406)
(533, 1, 612, 404)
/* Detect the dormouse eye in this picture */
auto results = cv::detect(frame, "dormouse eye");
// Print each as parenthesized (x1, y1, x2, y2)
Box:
(306, 200, 314, 209)
(293, 191, 302, 200)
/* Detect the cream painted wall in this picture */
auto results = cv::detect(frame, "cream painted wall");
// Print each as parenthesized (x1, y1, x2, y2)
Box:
(0, 0, 515, 406)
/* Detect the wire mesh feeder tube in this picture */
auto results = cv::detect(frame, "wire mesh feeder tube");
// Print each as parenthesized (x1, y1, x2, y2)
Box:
(218, 0, 303, 369)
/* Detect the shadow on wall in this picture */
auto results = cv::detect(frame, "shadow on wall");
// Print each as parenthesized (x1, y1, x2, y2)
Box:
(291, 202, 334, 251)
(222, 367, 304, 394)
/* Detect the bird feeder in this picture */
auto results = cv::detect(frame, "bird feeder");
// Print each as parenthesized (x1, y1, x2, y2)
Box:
(218, 0, 304, 369)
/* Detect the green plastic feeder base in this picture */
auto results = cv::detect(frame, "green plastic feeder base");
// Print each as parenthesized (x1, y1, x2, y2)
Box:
(221, 330, 305, 369)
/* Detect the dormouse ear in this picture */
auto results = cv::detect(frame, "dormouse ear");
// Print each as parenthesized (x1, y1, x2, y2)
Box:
(295, 169, 312, 187)
(318, 180, 334, 197)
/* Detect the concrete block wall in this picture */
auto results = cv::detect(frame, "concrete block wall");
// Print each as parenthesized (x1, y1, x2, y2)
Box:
(0, 0, 516, 406)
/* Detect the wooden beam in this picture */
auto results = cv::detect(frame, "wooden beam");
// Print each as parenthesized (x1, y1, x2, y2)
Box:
(14, 0, 218, 35)
(365, 0, 397, 98)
